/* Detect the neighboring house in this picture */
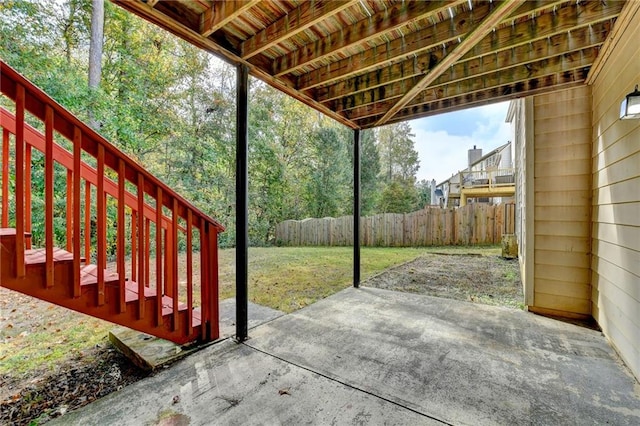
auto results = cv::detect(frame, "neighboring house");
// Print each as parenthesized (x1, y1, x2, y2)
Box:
(434, 142, 515, 207)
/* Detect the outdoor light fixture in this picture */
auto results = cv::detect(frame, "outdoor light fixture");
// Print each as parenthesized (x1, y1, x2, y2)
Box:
(620, 85, 640, 119)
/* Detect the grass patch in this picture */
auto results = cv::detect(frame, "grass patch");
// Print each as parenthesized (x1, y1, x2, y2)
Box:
(218, 245, 500, 313)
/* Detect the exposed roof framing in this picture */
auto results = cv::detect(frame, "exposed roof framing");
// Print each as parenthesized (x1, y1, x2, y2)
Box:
(115, 0, 629, 129)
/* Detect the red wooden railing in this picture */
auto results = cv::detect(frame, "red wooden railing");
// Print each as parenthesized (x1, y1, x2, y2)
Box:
(0, 60, 224, 342)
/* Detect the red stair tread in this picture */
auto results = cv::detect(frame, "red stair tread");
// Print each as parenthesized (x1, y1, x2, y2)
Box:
(25, 247, 74, 264)
(80, 264, 119, 286)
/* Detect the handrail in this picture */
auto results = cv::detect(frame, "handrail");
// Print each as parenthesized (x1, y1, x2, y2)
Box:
(0, 108, 187, 234)
(1, 60, 222, 342)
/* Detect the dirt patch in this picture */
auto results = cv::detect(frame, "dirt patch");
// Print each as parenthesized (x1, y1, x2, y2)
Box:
(0, 289, 148, 425)
(363, 253, 523, 309)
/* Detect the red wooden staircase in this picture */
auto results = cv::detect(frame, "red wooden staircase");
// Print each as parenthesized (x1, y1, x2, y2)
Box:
(0, 61, 224, 345)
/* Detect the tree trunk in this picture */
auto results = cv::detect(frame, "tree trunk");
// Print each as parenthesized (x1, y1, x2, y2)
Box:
(88, 0, 104, 129)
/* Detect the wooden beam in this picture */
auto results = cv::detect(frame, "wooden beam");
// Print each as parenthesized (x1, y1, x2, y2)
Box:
(375, 0, 526, 126)
(273, 0, 458, 76)
(146, 0, 159, 7)
(319, 19, 612, 105)
(298, 0, 622, 92)
(334, 27, 607, 114)
(586, 0, 640, 84)
(240, 0, 358, 60)
(346, 47, 598, 120)
(200, 0, 260, 38)
(112, 0, 359, 129)
(354, 68, 590, 128)
(296, 1, 497, 91)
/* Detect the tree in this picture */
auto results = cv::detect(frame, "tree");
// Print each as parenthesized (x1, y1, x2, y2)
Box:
(88, 0, 104, 129)
(376, 122, 420, 183)
(375, 122, 421, 213)
(304, 126, 351, 218)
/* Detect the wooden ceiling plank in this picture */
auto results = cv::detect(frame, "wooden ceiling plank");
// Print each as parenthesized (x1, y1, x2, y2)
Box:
(354, 69, 590, 128)
(200, 0, 260, 38)
(333, 26, 608, 113)
(240, 0, 358, 60)
(299, 0, 622, 92)
(374, 0, 526, 126)
(586, 0, 640, 84)
(113, 0, 359, 129)
(146, 0, 160, 7)
(296, 1, 498, 91)
(273, 0, 460, 77)
(346, 47, 598, 120)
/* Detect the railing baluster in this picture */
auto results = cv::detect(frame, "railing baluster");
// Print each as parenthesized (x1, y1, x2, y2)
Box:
(97, 144, 106, 305)
(137, 174, 145, 319)
(66, 169, 72, 251)
(186, 209, 193, 336)
(14, 84, 25, 277)
(155, 186, 163, 326)
(209, 225, 219, 340)
(84, 180, 91, 263)
(1, 129, 8, 228)
(131, 210, 137, 283)
(44, 105, 54, 288)
(171, 198, 179, 332)
(200, 221, 209, 340)
(145, 218, 150, 287)
(72, 127, 81, 297)
(24, 144, 32, 249)
(165, 228, 173, 298)
(117, 159, 126, 312)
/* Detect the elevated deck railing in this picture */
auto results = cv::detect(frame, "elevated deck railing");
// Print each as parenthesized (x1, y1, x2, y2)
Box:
(1, 60, 224, 342)
(459, 168, 516, 191)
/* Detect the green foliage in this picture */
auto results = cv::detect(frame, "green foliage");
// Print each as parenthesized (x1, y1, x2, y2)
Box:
(377, 180, 420, 213)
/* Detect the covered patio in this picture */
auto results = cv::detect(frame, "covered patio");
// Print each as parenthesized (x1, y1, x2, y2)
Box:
(56, 287, 640, 425)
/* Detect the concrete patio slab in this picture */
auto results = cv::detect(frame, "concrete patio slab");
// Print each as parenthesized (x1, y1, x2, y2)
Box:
(56, 287, 640, 425)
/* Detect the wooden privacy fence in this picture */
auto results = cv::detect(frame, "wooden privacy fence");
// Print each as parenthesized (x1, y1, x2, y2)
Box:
(275, 203, 515, 247)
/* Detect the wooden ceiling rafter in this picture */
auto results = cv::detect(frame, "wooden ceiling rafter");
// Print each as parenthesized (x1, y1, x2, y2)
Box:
(354, 68, 591, 127)
(272, 0, 463, 77)
(297, 0, 621, 95)
(200, 0, 261, 38)
(240, 0, 360, 60)
(375, 0, 526, 126)
(332, 23, 610, 114)
(295, 1, 500, 91)
(346, 46, 599, 121)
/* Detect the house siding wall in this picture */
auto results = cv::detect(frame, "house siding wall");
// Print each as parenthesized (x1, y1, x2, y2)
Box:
(512, 98, 534, 305)
(590, 15, 640, 380)
(531, 86, 593, 317)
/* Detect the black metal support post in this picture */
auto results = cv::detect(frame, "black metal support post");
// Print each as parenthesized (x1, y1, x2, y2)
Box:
(353, 129, 361, 288)
(235, 64, 249, 341)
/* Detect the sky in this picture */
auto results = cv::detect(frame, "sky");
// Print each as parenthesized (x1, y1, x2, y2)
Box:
(409, 102, 512, 184)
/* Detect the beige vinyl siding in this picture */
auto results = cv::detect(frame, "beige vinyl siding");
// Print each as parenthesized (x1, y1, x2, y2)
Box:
(590, 11, 640, 380)
(511, 98, 534, 305)
(531, 86, 592, 317)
